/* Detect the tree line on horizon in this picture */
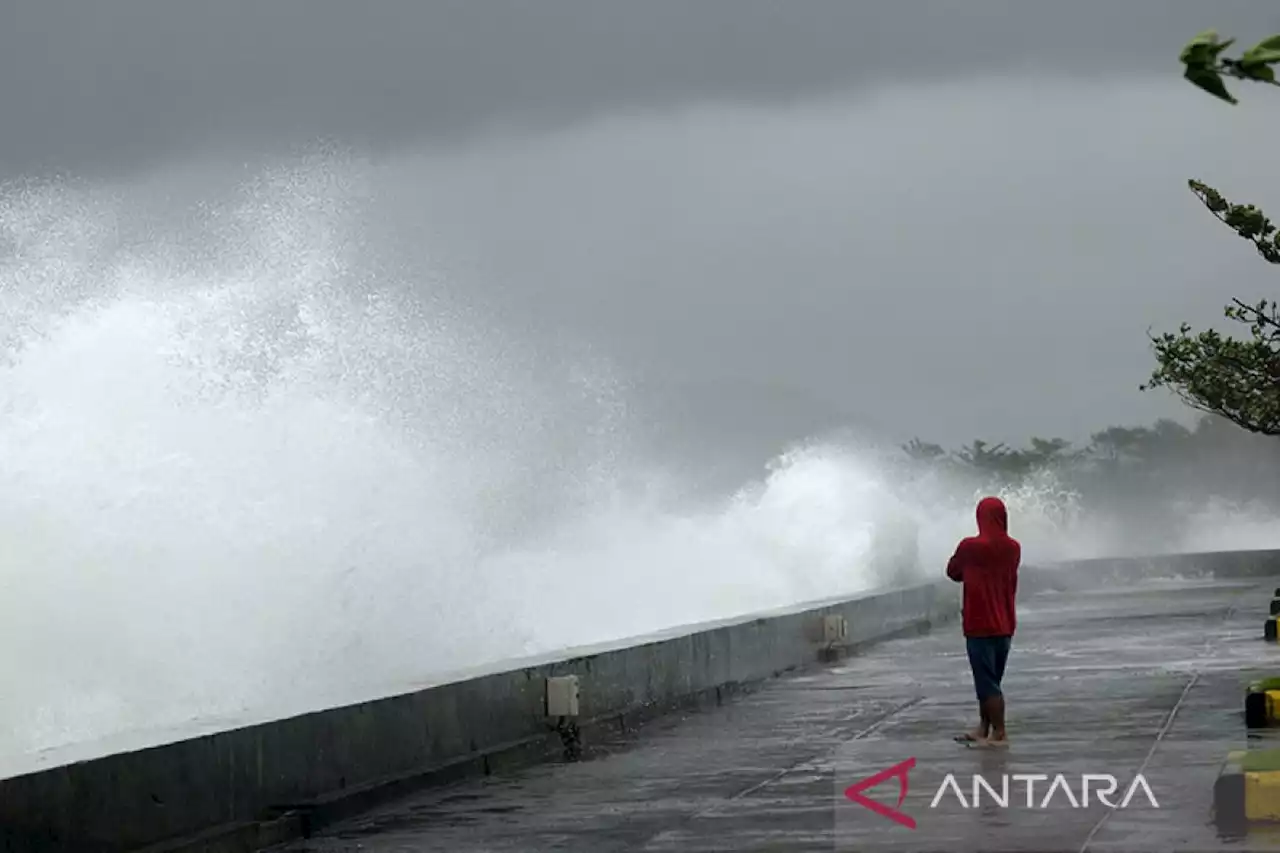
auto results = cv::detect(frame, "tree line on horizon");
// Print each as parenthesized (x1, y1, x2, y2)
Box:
(902, 412, 1280, 506)
(903, 415, 1238, 477)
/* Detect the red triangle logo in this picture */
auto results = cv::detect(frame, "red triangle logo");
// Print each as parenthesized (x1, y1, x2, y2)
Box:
(843, 756, 917, 829)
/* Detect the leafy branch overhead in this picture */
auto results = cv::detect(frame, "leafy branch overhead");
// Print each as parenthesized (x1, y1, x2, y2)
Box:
(1188, 181, 1280, 265)
(1143, 316, 1280, 437)
(1142, 180, 1280, 435)
(1180, 30, 1280, 103)
(1139, 32, 1280, 437)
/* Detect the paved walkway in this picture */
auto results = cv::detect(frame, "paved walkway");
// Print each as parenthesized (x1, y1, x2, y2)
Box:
(273, 576, 1280, 852)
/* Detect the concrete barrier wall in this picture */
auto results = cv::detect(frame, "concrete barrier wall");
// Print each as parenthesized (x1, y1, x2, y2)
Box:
(1022, 547, 1280, 594)
(0, 581, 960, 853)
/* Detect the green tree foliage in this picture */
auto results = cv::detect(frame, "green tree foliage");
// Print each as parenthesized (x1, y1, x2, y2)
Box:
(954, 440, 1018, 471)
(1179, 30, 1280, 104)
(904, 436, 1077, 481)
(1141, 31, 1280, 436)
(901, 438, 946, 462)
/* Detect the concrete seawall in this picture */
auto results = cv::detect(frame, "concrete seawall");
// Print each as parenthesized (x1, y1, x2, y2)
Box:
(1022, 547, 1280, 593)
(0, 581, 960, 853)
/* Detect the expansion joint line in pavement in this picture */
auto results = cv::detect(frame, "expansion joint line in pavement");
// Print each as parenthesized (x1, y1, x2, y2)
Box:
(1078, 584, 1249, 852)
(718, 696, 926, 806)
(1076, 672, 1198, 853)
(673, 696, 927, 827)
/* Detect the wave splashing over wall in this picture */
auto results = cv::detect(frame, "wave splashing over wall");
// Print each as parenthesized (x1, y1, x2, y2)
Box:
(0, 154, 1254, 770)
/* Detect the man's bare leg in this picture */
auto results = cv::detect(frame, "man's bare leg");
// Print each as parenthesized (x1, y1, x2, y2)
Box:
(981, 695, 1007, 744)
(966, 705, 990, 742)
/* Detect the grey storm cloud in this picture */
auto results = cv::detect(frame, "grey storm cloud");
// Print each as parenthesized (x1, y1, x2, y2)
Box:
(3, 0, 1279, 179)
(6, 0, 1280, 474)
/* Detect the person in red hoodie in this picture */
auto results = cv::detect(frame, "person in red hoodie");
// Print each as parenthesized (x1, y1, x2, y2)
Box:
(947, 496, 1021, 746)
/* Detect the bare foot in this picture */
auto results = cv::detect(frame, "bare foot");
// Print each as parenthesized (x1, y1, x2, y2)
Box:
(954, 729, 988, 744)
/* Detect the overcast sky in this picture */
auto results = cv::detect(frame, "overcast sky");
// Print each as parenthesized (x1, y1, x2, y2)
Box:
(5, 0, 1280, 460)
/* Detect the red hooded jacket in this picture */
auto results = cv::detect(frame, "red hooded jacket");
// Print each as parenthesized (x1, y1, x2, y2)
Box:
(946, 496, 1021, 637)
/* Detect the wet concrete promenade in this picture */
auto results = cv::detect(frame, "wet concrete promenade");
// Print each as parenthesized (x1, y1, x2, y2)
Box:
(275, 575, 1280, 852)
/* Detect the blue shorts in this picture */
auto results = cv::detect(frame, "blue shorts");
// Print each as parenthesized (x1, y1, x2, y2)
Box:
(966, 635, 1012, 701)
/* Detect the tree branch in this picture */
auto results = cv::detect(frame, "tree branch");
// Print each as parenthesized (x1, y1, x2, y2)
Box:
(1188, 181, 1280, 264)
(1179, 30, 1280, 104)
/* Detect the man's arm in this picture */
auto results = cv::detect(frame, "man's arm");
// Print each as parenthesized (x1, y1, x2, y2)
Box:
(946, 541, 968, 583)
(1011, 542, 1021, 596)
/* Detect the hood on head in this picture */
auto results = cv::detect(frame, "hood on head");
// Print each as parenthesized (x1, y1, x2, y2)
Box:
(976, 496, 1008, 537)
